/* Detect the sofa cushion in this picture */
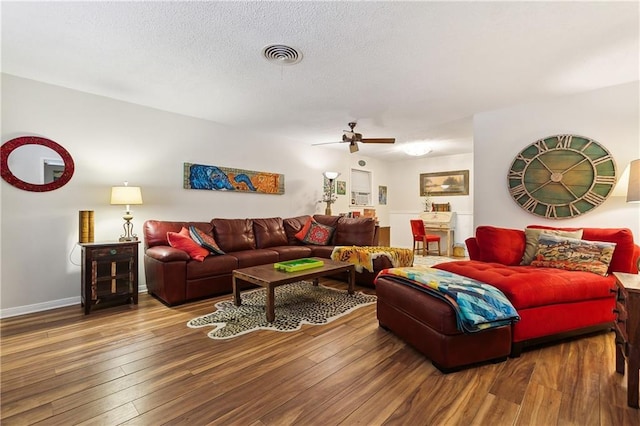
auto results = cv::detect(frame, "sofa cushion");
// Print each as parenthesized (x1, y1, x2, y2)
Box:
(529, 226, 636, 273)
(268, 245, 314, 261)
(475, 226, 525, 266)
(189, 225, 225, 255)
(313, 214, 341, 229)
(434, 260, 615, 310)
(521, 227, 583, 265)
(212, 218, 256, 252)
(230, 249, 279, 268)
(299, 220, 335, 245)
(167, 227, 209, 262)
(530, 233, 616, 276)
(186, 254, 239, 280)
(253, 217, 288, 248)
(334, 217, 376, 246)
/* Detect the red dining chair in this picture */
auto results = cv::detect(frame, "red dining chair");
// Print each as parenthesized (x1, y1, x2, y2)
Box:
(410, 219, 441, 256)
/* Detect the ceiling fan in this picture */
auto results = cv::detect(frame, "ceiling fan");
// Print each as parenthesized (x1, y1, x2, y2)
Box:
(313, 122, 396, 153)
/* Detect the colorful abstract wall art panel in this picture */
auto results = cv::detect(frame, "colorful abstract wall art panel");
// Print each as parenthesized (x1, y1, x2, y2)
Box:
(184, 163, 285, 194)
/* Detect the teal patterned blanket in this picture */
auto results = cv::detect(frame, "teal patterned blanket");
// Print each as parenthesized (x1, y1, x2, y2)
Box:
(377, 267, 520, 333)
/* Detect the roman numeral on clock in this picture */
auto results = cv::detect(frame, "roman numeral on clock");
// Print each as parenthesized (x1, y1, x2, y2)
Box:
(583, 191, 606, 206)
(545, 205, 557, 218)
(509, 184, 527, 199)
(522, 197, 538, 212)
(533, 140, 549, 153)
(555, 135, 573, 149)
(592, 155, 613, 166)
(594, 175, 616, 185)
(568, 203, 582, 217)
(508, 170, 524, 179)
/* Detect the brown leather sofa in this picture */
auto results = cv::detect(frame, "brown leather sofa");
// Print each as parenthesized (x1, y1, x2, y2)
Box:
(143, 215, 387, 305)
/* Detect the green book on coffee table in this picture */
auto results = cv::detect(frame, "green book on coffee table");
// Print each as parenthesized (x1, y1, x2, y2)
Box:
(274, 258, 324, 272)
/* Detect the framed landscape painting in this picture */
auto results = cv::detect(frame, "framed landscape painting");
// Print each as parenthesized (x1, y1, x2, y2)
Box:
(420, 170, 469, 196)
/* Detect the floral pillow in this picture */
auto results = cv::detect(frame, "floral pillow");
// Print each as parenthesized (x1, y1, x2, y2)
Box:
(530, 233, 616, 276)
(189, 225, 225, 255)
(298, 220, 335, 245)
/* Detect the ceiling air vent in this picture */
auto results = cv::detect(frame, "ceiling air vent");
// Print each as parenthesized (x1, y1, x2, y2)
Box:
(262, 44, 303, 65)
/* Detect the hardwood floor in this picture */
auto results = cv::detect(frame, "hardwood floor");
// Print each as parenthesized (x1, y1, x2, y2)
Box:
(1, 280, 638, 425)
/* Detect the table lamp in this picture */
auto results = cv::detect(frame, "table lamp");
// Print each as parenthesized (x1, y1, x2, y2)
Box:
(626, 159, 640, 272)
(110, 182, 143, 241)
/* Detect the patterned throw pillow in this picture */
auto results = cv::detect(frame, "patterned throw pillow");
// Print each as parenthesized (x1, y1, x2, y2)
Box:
(530, 233, 616, 276)
(299, 220, 335, 245)
(189, 225, 225, 255)
(520, 227, 584, 265)
(167, 227, 210, 262)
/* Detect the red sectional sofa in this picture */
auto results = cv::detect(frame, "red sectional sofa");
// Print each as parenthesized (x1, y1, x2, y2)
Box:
(376, 225, 639, 370)
(434, 225, 640, 355)
(143, 215, 390, 306)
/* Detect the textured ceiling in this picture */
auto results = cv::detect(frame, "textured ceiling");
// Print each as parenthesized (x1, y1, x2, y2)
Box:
(2, 1, 638, 160)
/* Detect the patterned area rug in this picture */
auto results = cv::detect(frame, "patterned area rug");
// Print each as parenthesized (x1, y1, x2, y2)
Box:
(187, 281, 377, 339)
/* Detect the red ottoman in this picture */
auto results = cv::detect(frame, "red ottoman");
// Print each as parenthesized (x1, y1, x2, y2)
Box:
(376, 276, 512, 373)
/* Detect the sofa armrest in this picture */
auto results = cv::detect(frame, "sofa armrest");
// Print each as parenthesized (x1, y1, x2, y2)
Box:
(146, 245, 190, 262)
(465, 237, 481, 260)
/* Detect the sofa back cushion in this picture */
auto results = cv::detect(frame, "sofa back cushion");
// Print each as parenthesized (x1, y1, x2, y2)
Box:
(529, 225, 636, 273)
(143, 220, 213, 249)
(283, 215, 312, 245)
(334, 217, 376, 246)
(211, 218, 256, 252)
(475, 226, 526, 266)
(253, 217, 288, 248)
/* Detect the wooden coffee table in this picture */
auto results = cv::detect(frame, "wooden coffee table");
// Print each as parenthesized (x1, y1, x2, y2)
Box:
(232, 257, 355, 322)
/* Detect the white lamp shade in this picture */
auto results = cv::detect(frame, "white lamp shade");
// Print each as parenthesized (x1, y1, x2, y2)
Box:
(110, 186, 143, 205)
(627, 159, 640, 203)
(323, 171, 340, 180)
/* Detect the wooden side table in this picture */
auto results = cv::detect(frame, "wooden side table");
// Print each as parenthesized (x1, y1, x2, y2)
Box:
(80, 241, 140, 314)
(612, 272, 640, 408)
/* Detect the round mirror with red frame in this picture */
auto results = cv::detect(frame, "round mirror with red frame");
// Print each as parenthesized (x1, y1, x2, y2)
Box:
(1, 136, 75, 192)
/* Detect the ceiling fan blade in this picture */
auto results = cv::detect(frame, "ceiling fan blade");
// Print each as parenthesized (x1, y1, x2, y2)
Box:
(361, 138, 396, 144)
(312, 141, 345, 146)
(349, 141, 359, 153)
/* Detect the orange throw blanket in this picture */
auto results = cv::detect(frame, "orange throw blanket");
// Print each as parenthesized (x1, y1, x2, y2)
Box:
(331, 246, 414, 273)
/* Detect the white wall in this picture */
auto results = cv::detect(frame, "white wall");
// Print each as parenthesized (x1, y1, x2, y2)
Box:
(473, 81, 640, 237)
(3, 75, 638, 316)
(0, 74, 391, 316)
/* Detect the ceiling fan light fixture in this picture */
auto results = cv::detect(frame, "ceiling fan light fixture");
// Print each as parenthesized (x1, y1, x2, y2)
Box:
(402, 142, 432, 157)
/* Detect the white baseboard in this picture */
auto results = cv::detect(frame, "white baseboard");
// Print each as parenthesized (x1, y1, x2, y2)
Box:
(0, 285, 148, 319)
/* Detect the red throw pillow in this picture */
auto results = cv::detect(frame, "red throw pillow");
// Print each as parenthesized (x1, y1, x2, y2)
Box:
(475, 226, 525, 266)
(167, 227, 209, 261)
(294, 216, 315, 241)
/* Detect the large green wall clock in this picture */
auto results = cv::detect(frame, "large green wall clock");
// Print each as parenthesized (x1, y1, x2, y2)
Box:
(508, 134, 617, 219)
